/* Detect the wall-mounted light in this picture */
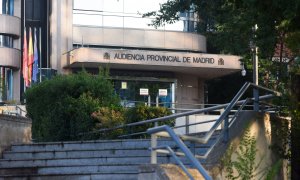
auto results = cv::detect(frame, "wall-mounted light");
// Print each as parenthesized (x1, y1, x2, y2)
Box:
(241, 62, 246, 76)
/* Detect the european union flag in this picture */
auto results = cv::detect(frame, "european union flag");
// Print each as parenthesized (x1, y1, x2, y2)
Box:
(32, 28, 39, 82)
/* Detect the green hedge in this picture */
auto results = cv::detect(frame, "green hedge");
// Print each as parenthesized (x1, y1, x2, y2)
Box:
(26, 71, 174, 141)
(123, 104, 174, 137)
(25, 71, 120, 142)
(90, 105, 174, 139)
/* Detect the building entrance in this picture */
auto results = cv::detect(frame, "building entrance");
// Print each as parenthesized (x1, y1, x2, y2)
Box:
(113, 79, 175, 108)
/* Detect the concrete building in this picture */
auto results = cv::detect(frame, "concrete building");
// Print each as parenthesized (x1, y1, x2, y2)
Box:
(0, 0, 21, 102)
(0, 0, 242, 109)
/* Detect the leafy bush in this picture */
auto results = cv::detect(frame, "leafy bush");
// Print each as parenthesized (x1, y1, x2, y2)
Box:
(89, 104, 174, 139)
(91, 107, 125, 139)
(124, 104, 174, 137)
(222, 127, 262, 180)
(25, 70, 120, 142)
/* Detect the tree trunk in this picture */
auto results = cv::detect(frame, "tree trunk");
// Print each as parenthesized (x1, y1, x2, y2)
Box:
(291, 74, 300, 179)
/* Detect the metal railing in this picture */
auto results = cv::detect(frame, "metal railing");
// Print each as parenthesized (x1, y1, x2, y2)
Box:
(145, 82, 280, 179)
(82, 82, 280, 179)
(148, 125, 212, 180)
(92, 96, 277, 138)
(0, 104, 27, 117)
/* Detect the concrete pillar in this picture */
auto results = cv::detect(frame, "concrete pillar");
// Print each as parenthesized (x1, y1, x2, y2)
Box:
(50, 0, 73, 74)
(13, 70, 20, 102)
(175, 73, 204, 109)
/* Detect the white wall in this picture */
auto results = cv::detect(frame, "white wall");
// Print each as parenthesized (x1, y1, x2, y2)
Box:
(50, 0, 73, 74)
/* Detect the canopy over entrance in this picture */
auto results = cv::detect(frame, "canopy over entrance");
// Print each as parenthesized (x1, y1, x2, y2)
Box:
(65, 48, 242, 79)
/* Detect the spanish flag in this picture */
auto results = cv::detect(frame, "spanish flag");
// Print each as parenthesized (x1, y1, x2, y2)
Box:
(28, 27, 34, 86)
(22, 28, 29, 87)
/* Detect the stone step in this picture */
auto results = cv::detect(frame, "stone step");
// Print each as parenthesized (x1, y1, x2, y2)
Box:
(0, 167, 37, 176)
(2, 147, 208, 161)
(0, 136, 217, 178)
(0, 155, 198, 169)
(2, 149, 151, 160)
(37, 164, 140, 175)
(9, 140, 168, 152)
(0, 157, 150, 168)
(0, 172, 138, 180)
(9, 138, 215, 153)
(0, 156, 190, 168)
(0, 164, 140, 175)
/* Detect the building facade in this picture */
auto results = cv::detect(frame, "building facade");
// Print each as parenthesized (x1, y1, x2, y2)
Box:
(0, 0, 21, 102)
(1, 0, 242, 109)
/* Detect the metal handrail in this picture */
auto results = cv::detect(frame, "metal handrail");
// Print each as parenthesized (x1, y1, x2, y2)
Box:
(15, 105, 27, 116)
(87, 93, 276, 136)
(147, 125, 212, 180)
(145, 82, 279, 180)
(80, 81, 280, 137)
(1, 104, 27, 116)
(118, 119, 218, 138)
(77, 82, 280, 179)
(228, 98, 251, 127)
(153, 98, 251, 160)
(152, 145, 195, 180)
(170, 83, 278, 144)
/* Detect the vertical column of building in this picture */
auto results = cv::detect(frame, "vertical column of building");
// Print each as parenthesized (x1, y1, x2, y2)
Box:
(50, 0, 73, 74)
(0, 0, 21, 102)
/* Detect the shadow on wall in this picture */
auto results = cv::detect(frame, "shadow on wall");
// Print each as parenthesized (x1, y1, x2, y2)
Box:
(0, 114, 32, 155)
(210, 112, 289, 180)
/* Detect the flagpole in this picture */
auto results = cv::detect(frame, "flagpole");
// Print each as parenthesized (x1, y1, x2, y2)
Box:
(23, 27, 26, 93)
(39, 27, 42, 83)
(23, 0, 26, 94)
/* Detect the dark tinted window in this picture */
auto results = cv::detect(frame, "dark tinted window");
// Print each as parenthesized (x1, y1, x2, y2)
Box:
(0, 35, 13, 48)
(25, 0, 41, 21)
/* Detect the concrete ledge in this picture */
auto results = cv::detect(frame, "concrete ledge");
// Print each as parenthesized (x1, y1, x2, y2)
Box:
(0, 115, 31, 155)
(138, 164, 205, 180)
(0, 47, 21, 69)
(0, 114, 31, 124)
(0, 15, 21, 37)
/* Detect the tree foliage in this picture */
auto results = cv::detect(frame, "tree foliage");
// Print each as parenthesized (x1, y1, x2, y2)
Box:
(144, 0, 299, 57)
(144, 0, 300, 178)
(25, 70, 121, 141)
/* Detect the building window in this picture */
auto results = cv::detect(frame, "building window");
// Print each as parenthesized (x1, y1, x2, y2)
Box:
(25, 0, 42, 21)
(0, 67, 13, 102)
(0, 35, 13, 48)
(0, 0, 14, 15)
(73, 0, 184, 31)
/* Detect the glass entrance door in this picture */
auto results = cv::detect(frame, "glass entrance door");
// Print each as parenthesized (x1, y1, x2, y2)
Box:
(113, 79, 175, 108)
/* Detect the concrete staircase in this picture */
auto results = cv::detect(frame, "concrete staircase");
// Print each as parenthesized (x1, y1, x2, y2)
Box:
(0, 137, 217, 180)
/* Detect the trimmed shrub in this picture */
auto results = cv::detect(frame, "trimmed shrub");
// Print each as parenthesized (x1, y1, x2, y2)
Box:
(25, 71, 120, 142)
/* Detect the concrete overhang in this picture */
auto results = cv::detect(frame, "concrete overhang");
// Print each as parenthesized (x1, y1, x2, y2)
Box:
(65, 48, 242, 79)
(0, 15, 21, 37)
(0, 47, 21, 69)
(73, 25, 207, 52)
